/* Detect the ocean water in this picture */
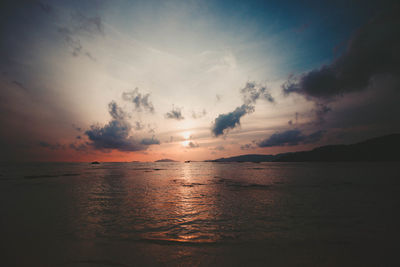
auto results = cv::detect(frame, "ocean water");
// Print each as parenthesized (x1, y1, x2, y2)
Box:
(1, 162, 399, 266)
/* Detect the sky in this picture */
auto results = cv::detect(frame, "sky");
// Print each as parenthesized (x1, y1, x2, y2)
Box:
(0, 0, 399, 162)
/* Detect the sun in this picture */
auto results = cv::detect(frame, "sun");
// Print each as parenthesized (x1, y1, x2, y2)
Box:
(182, 140, 190, 147)
(182, 131, 191, 140)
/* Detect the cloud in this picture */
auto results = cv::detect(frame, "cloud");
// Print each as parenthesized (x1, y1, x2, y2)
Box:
(313, 102, 331, 124)
(108, 100, 127, 120)
(214, 145, 225, 151)
(72, 12, 104, 35)
(122, 88, 155, 113)
(187, 141, 199, 148)
(257, 129, 325, 147)
(40, 140, 89, 152)
(133, 121, 144, 130)
(212, 82, 274, 137)
(212, 104, 253, 136)
(85, 101, 159, 151)
(241, 82, 274, 104)
(240, 143, 255, 150)
(58, 27, 83, 57)
(57, 12, 104, 59)
(282, 5, 400, 100)
(141, 137, 160, 145)
(165, 106, 184, 120)
(72, 124, 82, 132)
(36, 1, 52, 14)
(192, 109, 207, 119)
(69, 143, 88, 152)
(12, 80, 28, 91)
(86, 120, 145, 151)
(38, 141, 66, 150)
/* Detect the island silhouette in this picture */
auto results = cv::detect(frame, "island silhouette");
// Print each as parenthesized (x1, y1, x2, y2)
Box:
(207, 133, 400, 162)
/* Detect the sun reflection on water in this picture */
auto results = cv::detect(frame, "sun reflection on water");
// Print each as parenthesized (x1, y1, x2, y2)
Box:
(70, 162, 279, 245)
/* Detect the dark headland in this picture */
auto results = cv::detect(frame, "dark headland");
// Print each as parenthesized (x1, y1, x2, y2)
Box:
(206, 133, 400, 162)
(155, 159, 178, 162)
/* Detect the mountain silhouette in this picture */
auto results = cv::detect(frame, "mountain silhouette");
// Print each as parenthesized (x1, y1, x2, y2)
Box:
(207, 133, 400, 162)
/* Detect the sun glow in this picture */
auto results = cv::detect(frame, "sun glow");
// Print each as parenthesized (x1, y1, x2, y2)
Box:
(182, 131, 191, 140)
(182, 140, 190, 147)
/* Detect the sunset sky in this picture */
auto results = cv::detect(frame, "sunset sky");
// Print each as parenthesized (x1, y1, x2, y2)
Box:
(1, 0, 399, 162)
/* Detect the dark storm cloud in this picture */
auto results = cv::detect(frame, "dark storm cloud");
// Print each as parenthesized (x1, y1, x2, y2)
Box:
(122, 88, 155, 113)
(212, 82, 273, 137)
(258, 129, 325, 147)
(212, 104, 253, 136)
(85, 101, 159, 152)
(165, 106, 184, 120)
(282, 5, 400, 99)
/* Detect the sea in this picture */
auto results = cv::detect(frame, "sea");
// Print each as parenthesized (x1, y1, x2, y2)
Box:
(1, 162, 399, 266)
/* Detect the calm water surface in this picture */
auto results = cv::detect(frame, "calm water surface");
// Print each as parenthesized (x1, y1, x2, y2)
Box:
(1, 162, 399, 266)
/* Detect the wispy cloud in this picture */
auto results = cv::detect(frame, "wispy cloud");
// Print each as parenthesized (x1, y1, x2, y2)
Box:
(57, 12, 104, 60)
(12, 80, 28, 91)
(187, 141, 199, 148)
(165, 106, 184, 120)
(38, 141, 66, 150)
(214, 145, 225, 151)
(122, 88, 155, 113)
(241, 81, 274, 105)
(69, 142, 88, 152)
(257, 129, 325, 147)
(192, 109, 207, 119)
(240, 143, 255, 150)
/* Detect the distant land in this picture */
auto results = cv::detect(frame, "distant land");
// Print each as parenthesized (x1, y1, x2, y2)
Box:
(155, 159, 178, 162)
(206, 133, 400, 162)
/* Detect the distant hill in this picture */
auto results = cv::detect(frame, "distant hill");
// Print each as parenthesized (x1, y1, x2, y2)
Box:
(155, 159, 178, 162)
(207, 133, 400, 162)
(205, 154, 275, 163)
